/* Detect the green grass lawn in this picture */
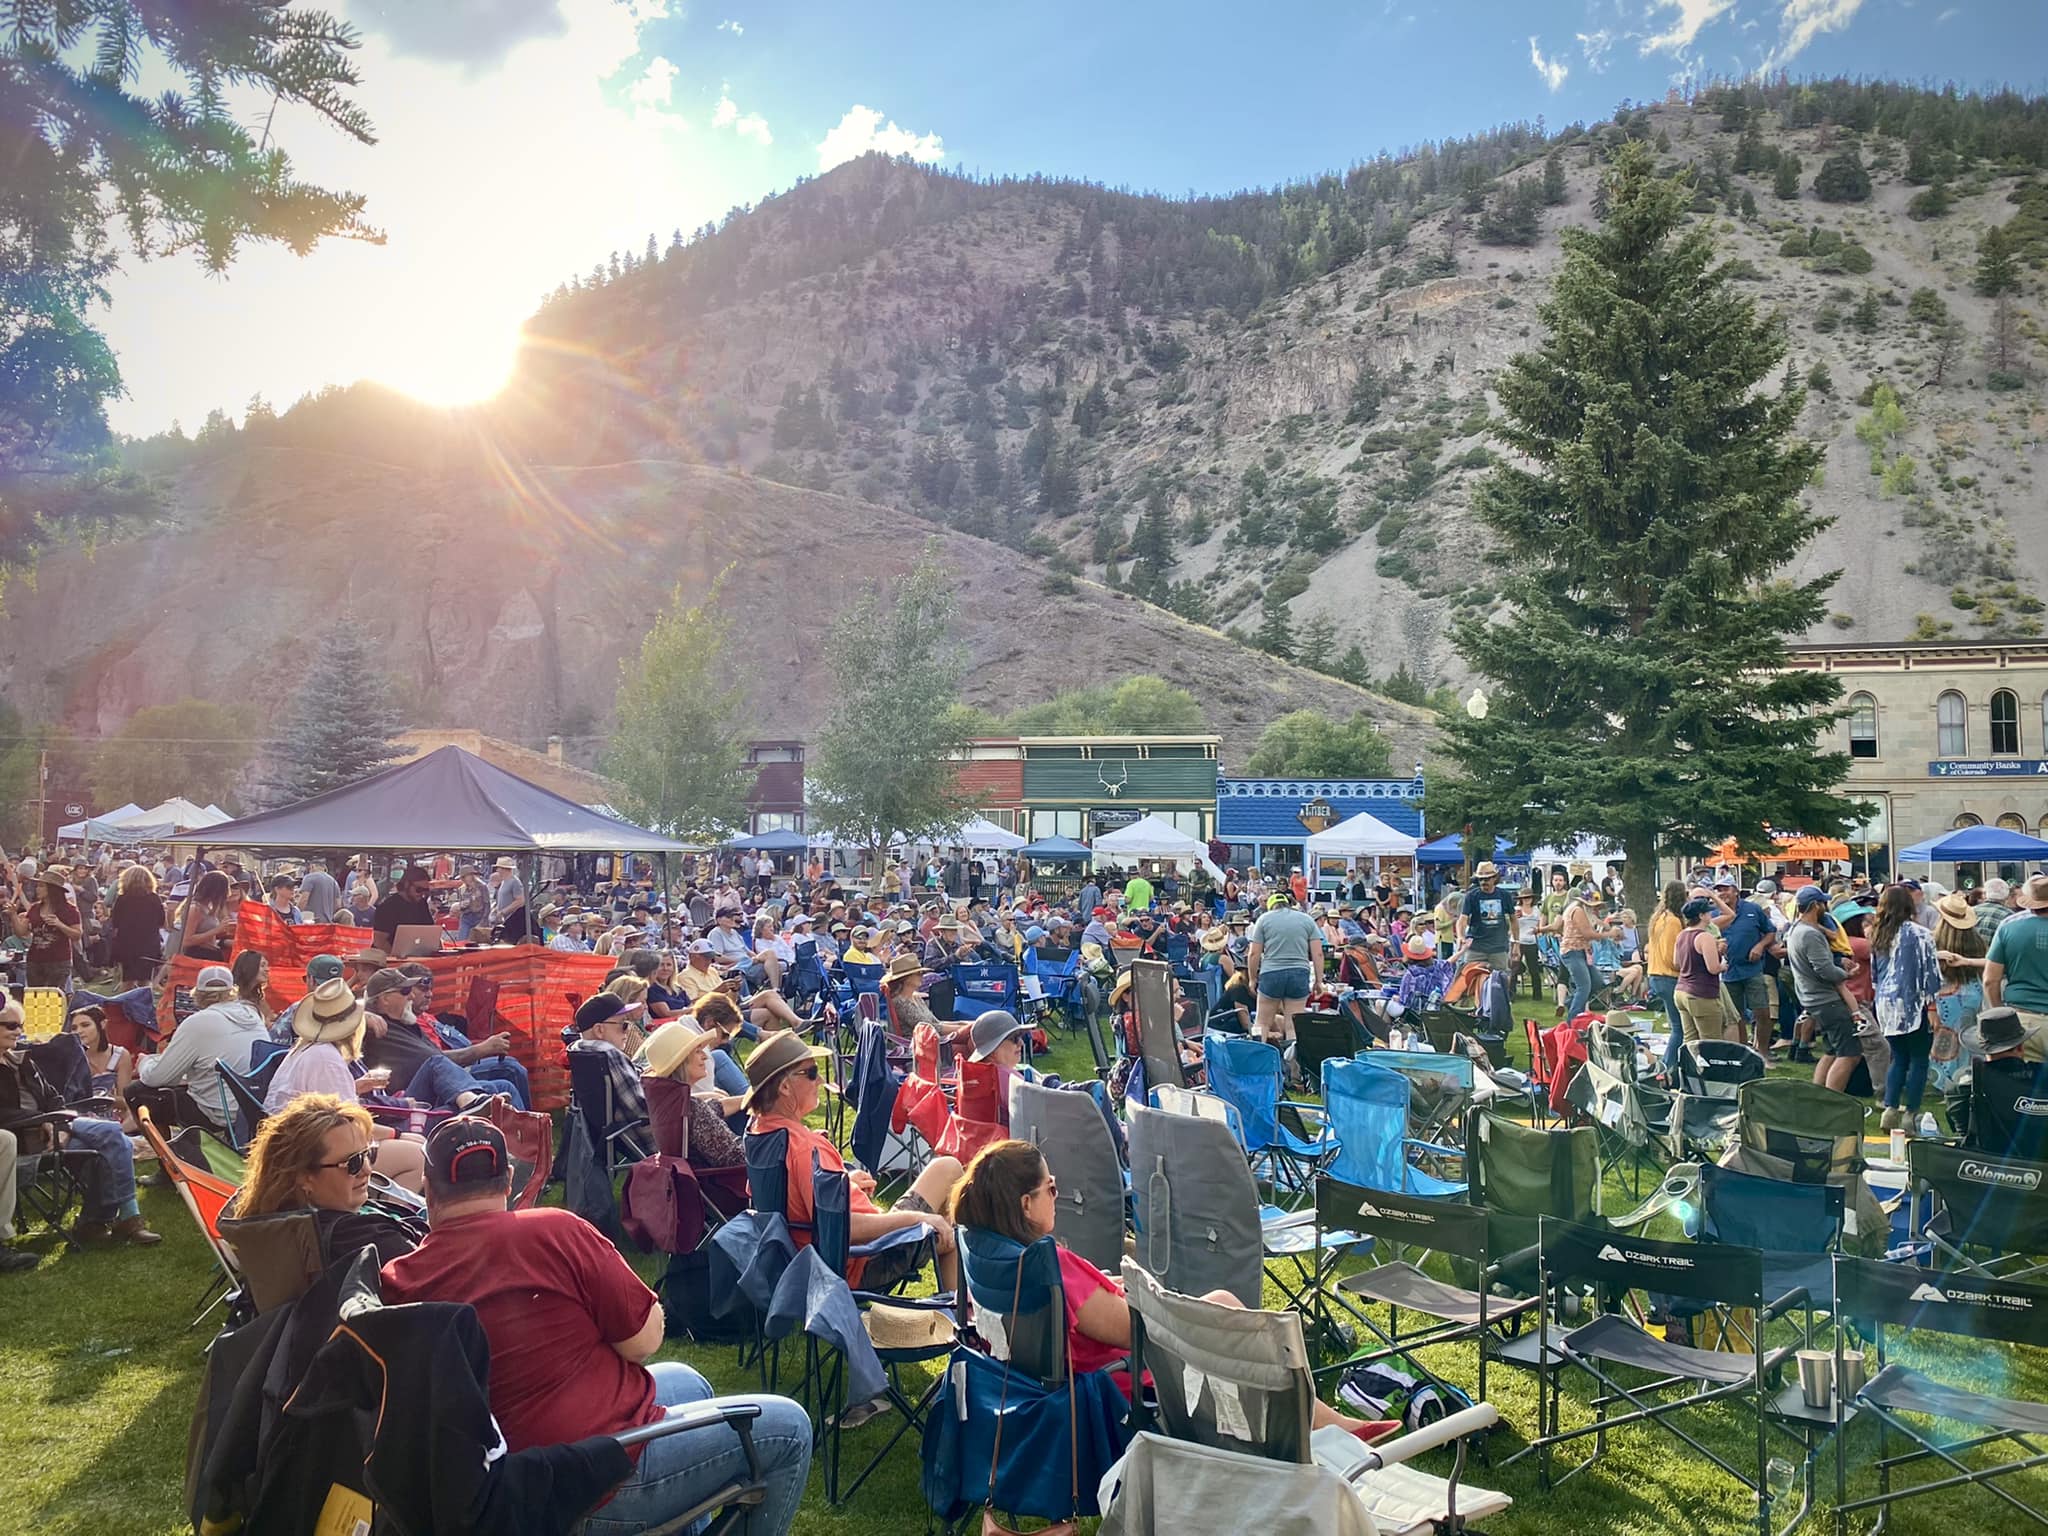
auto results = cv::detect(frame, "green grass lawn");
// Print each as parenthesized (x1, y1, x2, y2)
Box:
(3, 1004, 2038, 1534)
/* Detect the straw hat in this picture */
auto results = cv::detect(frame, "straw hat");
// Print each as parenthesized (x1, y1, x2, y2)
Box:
(1935, 891, 1977, 928)
(295, 977, 364, 1045)
(882, 953, 925, 987)
(1109, 971, 1135, 1007)
(1473, 861, 1500, 880)
(741, 1028, 830, 1111)
(1200, 926, 1230, 953)
(643, 1021, 717, 1080)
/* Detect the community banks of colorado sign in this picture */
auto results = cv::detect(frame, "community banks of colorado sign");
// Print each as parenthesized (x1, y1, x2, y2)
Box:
(1928, 760, 2048, 779)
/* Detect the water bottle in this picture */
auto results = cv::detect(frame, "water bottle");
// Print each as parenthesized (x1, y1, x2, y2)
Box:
(1918, 1112, 1938, 1139)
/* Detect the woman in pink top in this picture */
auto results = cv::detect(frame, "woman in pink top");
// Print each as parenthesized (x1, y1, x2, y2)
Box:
(1558, 888, 1599, 1021)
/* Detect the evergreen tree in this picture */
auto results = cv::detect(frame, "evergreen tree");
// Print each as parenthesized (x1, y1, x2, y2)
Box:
(1813, 145, 1872, 203)
(1254, 590, 1296, 660)
(1976, 226, 2019, 297)
(1542, 151, 1568, 207)
(1907, 180, 1952, 220)
(1165, 581, 1214, 626)
(1346, 359, 1384, 425)
(1734, 119, 1769, 175)
(603, 571, 753, 842)
(1426, 143, 1856, 923)
(1380, 663, 1428, 705)
(1130, 483, 1176, 592)
(1476, 180, 1542, 247)
(1296, 610, 1339, 668)
(1333, 643, 1372, 688)
(1071, 378, 1110, 437)
(1773, 153, 1803, 200)
(264, 619, 406, 806)
(1852, 289, 1882, 333)
(809, 543, 971, 863)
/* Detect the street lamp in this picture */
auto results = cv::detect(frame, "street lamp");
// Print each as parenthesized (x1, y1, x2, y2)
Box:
(1465, 689, 1490, 721)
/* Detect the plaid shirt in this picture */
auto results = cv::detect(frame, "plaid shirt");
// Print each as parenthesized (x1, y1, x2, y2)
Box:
(567, 1038, 647, 1127)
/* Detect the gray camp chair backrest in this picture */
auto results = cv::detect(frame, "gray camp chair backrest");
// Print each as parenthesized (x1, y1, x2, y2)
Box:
(1098, 1431, 1381, 1536)
(1127, 1104, 1263, 1306)
(1011, 1079, 1128, 1274)
(1131, 958, 1184, 1094)
(1122, 1257, 1315, 1465)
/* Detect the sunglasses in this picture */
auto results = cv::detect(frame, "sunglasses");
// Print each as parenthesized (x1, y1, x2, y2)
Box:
(795, 1064, 821, 1081)
(317, 1144, 380, 1176)
(1036, 1176, 1060, 1199)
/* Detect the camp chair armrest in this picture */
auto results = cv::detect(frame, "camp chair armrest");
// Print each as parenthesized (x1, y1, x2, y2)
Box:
(1493, 1242, 1541, 1279)
(849, 1290, 957, 1310)
(1403, 1137, 1464, 1161)
(1760, 1286, 1811, 1324)
(616, 1400, 762, 1449)
(1, 1109, 76, 1135)
(1355, 1404, 1501, 1471)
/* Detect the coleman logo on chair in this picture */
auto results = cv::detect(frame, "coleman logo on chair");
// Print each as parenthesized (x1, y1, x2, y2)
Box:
(2013, 1098, 2048, 1118)
(1959, 1159, 2043, 1190)
(1597, 1242, 1694, 1270)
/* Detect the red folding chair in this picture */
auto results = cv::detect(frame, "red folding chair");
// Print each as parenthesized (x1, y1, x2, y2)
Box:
(476, 1095, 554, 1210)
(136, 1107, 244, 1325)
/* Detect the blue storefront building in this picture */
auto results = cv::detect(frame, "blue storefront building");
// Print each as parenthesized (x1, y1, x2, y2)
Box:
(1214, 775, 1427, 877)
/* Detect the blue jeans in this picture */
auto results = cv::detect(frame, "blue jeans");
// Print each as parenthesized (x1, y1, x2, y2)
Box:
(469, 1055, 530, 1111)
(1884, 1026, 1933, 1114)
(1561, 950, 1594, 1021)
(403, 1053, 530, 1111)
(579, 1362, 811, 1536)
(64, 1116, 137, 1221)
(1649, 975, 1684, 1072)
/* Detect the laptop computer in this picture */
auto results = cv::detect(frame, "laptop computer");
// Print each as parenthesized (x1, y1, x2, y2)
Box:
(389, 925, 445, 959)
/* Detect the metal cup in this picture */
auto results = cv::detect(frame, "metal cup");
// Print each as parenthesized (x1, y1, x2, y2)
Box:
(1835, 1350, 1869, 1402)
(1797, 1349, 1834, 1410)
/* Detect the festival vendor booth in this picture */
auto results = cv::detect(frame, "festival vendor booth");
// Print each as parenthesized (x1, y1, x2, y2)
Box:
(66, 797, 231, 844)
(1090, 814, 1228, 882)
(1016, 833, 1093, 902)
(162, 745, 692, 1110)
(1898, 822, 2048, 886)
(1303, 810, 1420, 898)
(57, 802, 142, 842)
(1705, 832, 1853, 885)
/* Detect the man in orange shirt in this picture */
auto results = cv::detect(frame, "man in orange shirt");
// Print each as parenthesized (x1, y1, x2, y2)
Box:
(742, 1030, 963, 1293)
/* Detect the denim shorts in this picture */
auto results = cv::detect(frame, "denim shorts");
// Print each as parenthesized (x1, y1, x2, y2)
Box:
(1257, 965, 1313, 1001)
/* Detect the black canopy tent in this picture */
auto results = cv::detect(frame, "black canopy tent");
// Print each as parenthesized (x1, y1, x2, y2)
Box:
(165, 746, 693, 921)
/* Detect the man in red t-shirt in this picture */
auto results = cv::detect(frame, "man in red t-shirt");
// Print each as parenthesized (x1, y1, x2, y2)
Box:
(380, 1118, 811, 1534)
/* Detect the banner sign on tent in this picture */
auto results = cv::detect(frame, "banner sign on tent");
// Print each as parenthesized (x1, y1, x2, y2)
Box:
(159, 900, 609, 1111)
(1928, 759, 2048, 779)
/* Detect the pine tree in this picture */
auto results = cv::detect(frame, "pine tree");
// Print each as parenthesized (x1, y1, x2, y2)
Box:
(1254, 591, 1296, 660)
(1976, 226, 2019, 296)
(1425, 142, 1857, 923)
(1296, 610, 1339, 668)
(1773, 153, 1802, 201)
(1130, 484, 1177, 593)
(1813, 145, 1872, 203)
(1071, 378, 1110, 437)
(1333, 643, 1372, 687)
(1852, 289, 1882, 333)
(264, 618, 407, 806)
(1542, 151, 1568, 207)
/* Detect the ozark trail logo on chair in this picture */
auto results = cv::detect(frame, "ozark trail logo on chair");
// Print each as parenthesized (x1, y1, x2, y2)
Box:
(1960, 1159, 2042, 1189)
(1912, 1278, 2035, 1311)
(1297, 796, 1337, 833)
(1909, 1281, 1949, 1304)
(1597, 1242, 1693, 1269)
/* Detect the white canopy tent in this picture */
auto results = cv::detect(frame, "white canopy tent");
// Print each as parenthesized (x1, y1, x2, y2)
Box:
(72, 797, 232, 844)
(1304, 811, 1420, 862)
(952, 816, 1026, 851)
(1091, 814, 1228, 881)
(58, 802, 142, 841)
(1527, 838, 1627, 883)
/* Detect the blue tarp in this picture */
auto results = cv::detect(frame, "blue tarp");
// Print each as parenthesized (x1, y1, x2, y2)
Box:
(1416, 833, 1526, 867)
(727, 828, 811, 853)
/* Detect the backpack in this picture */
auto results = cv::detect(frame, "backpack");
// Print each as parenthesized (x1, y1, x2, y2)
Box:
(1337, 1358, 1479, 1434)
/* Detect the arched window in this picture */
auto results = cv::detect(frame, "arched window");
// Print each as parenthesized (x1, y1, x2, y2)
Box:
(1999, 812, 2032, 834)
(1953, 812, 1984, 829)
(1937, 691, 1969, 758)
(1992, 689, 2021, 756)
(1848, 692, 1878, 759)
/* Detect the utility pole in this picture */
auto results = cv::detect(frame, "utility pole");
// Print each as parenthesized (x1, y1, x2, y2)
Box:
(34, 749, 47, 849)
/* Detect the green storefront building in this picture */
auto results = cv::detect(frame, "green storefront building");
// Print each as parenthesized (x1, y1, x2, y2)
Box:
(1018, 735, 1219, 845)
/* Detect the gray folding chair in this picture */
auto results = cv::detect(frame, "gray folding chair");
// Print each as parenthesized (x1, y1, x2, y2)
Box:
(1010, 1078, 1128, 1275)
(1131, 958, 1187, 1096)
(1127, 1102, 1263, 1306)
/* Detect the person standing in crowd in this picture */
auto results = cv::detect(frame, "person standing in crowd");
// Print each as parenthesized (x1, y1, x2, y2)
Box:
(1672, 896, 1728, 1048)
(1710, 875, 1774, 1051)
(1647, 881, 1687, 1073)
(1556, 884, 1599, 1022)
(107, 863, 167, 987)
(1789, 886, 1860, 1092)
(1514, 888, 1543, 1001)
(487, 857, 529, 943)
(1455, 861, 1512, 975)
(12, 866, 83, 990)
(1247, 891, 1322, 1048)
(299, 855, 340, 925)
(1985, 875, 2048, 1058)
(381, 1117, 812, 1535)
(265, 872, 303, 926)
(172, 869, 237, 961)
(1930, 890, 1987, 1097)
(1975, 877, 2016, 946)
(1871, 883, 1943, 1134)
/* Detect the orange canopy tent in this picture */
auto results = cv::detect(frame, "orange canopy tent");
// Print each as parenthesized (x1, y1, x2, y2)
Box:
(1708, 833, 1851, 864)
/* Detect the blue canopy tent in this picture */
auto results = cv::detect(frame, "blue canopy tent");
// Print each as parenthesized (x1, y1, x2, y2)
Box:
(727, 828, 811, 854)
(1416, 833, 1525, 867)
(1897, 824, 2048, 867)
(1017, 835, 1093, 862)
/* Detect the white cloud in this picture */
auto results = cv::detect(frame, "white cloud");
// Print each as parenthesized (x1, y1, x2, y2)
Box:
(1577, 28, 1615, 69)
(99, 0, 741, 425)
(628, 54, 678, 107)
(1528, 36, 1570, 90)
(1936, 4, 1959, 17)
(718, 18, 743, 34)
(815, 105, 945, 172)
(710, 89, 773, 145)
(1641, 0, 1737, 53)
(1758, 0, 1866, 71)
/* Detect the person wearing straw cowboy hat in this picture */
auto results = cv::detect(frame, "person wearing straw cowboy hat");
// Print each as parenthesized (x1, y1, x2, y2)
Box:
(486, 855, 529, 943)
(638, 1021, 744, 1169)
(1455, 861, 1513, 978)
(743, 1028, 965, 1293)
(11, 863, 83, 990)
(261, 977, 429, 1191)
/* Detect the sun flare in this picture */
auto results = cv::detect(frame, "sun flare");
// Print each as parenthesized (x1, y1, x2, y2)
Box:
(366, 313, 523, 409)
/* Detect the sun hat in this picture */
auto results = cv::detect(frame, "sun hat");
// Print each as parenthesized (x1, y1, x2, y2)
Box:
(425, 1116, 508, 1187)
(1200, 926, 1230, 953)
(741, 1028, 830, 1110)
(883, 953, 925, 986)
(1935, 891, 1977, 927)
(1974, 1007, 2028, 1055)
(643, 1020, 717, 1079)
(1473, 861, 1500, 880)
(493, 857, 517, 871)
(967, 1009, 1033, 1063)
(1108, 971, 1135, 1006)
(293, 978, 365, 1045)
(2019, 875, 2048, 912)
(192, 964, 236, 1000)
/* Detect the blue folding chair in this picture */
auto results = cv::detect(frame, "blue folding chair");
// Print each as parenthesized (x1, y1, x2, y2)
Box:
(951, 959, 1022, 1022)
(1200, 1032, 1335, 1200)
(788, 937, 832, 1016)
(839, 960, 885, 1015)
(1320, 1057, 1466, 1199)
(1688, 1159, 1844, 1315)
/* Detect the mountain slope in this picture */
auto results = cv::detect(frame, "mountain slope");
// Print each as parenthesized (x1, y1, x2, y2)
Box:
(0, 448, 1439, 768)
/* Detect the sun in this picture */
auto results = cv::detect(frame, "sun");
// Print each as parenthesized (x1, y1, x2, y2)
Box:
(366, 311, 523, 409)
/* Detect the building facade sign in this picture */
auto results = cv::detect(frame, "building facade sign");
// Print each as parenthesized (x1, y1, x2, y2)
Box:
(1297, 796, 1337, 833)
(1091, 807, 1143, 833)
(1928, 760, 2048, 779)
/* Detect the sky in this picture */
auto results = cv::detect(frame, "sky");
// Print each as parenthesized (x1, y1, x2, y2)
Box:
(103, 0, 2048, 434)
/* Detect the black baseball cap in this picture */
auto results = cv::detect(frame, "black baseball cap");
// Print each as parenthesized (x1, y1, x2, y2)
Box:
(425, 1116, 507, 1186)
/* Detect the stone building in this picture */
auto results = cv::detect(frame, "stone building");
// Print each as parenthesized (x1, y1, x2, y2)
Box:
(1788, 640, 2048, 881)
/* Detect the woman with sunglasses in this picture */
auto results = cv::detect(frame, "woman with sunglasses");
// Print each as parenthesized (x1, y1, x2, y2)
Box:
(265, 978, 428, 1192)
(945, 1140, 1395, 1440)
(234, 1093, 424, 1265)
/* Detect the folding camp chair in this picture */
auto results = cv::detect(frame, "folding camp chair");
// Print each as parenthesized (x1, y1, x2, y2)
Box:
(1295, 1008, 1369, 1092)
(1728, 1078, 1891, 1256)
(1907, 1137, 2048, 1281)
(1321, 1057, 1465, 1200)
(1565, 1022, 1674, 1197)
(135, 1106, 245, 1325)
(950, 958, 1022, 1021)
(1672, 1039, 1769, 1158)
(1122, 1257, 1511, 1533)
(1829, 1256, 2048, 1534)
(1317, 1176, 1538, 1408)
(1011, 1078, 1128, 1275)
(787, 937, 833, 1016)
(566, 1042, 651, 1176)
(215, 1204, 326, 1313)
(1130, 958, 1189, 1094)
(1127, 1102, 1265, 1306)
(1464, 1110, 1603, 1306)
(1963, 1058, 2048, 1161)
(1202, 1031, 1336, 1200)
(1521, 1018, 1555, 1128)
(1691, 1159, 1844, 1324)
(1531, 1217, 1808, 1536)
(1371, 1049, 1478, 1151)
(215, 1041, 289, 1152)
